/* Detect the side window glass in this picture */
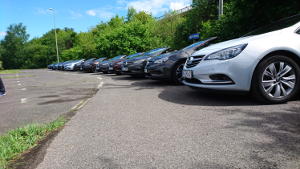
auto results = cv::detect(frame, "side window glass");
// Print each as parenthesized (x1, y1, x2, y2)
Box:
(297, 29, 300, 34)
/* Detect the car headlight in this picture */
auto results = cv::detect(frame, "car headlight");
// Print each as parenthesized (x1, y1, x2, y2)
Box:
(117, 61, 124, 65)
(154, 57, 169, 64)
(134, 59, 145, 64)
(205, 44, 248, 60)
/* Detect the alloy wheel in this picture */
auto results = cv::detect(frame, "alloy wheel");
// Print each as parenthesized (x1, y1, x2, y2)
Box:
(262, 61, 296, 99)
(175, 63, 184, 83)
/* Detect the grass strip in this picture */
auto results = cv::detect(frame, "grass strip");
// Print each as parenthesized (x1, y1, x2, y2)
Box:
(0, 70, 19, 74)
(0, 116, 67, 168)
(3, 75, 36, 79)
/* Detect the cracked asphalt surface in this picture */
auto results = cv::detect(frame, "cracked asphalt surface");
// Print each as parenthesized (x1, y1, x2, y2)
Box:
(2, 69, 300, 168)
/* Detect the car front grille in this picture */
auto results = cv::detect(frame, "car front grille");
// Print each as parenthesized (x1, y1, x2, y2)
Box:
(185, 55, 205, 68)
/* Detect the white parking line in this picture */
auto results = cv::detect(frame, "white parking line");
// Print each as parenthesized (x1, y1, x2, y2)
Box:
(18, 84, 21, 85)
(21, 88, 26, 90)
(21, 98, 27, 103)
(17, 81, 20, 82)
(98, 82, 104, 89)
(97, 77, 102, 80)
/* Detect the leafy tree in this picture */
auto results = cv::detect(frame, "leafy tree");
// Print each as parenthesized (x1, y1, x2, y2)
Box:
(0, 23, 30, 69)
(126, 6, 137, 22)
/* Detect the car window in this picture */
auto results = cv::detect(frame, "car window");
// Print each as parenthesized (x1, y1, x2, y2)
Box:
(143, 48, 168, 56)
(297, 29, 300, 34)
(126, 53, 142, 59)
(110, 55, 124, 61)
(182, 41, 205, 50)
(242, 14, 300, 37)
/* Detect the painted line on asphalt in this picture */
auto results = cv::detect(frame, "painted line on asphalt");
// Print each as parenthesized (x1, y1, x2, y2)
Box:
(97, 77, 102, 80)
(98, 82, 104, 89)
(18, 84, 21, 86)
(21, 88, 26, 90)
(21, 98, 27, 103)
(77, 98, 90, 109)
(17, 81, 20, 82)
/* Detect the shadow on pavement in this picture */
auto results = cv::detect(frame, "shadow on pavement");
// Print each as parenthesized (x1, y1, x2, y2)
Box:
(224, 108, 300, 168)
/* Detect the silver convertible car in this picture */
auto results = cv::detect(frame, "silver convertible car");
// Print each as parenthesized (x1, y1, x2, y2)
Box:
(183, 14, 300, 104)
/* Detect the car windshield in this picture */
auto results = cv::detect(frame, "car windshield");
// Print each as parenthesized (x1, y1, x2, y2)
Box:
(94, 58, 104, 62)
(242, 14, 300, 37)
(142, 48, 168, 56)
(110, 55, 124, 61)
(125, 53, 142, 59)
(181, 41, 205, 50)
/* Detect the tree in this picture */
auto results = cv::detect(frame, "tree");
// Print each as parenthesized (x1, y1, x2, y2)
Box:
(0, 23, 30, 69)
(126, 6, 137, 22)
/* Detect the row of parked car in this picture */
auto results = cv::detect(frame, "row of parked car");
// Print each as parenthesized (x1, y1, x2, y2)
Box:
(48, 14, 300, 104)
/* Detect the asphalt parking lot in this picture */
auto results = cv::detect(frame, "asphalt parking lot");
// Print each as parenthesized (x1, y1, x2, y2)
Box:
(0, 69, 101, 134)
(2, 69, 300, 168)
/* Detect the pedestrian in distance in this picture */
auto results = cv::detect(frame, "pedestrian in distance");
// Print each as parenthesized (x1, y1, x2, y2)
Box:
(0, 77, 5, 97)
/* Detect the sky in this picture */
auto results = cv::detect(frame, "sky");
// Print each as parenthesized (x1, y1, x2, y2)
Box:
(0, 0, 192, 40)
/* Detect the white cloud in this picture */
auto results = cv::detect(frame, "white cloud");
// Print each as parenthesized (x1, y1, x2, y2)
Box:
(33, 7, 52, 15)
(117, 0, 128, 4)
(170, 1, 185, 10)
(68, 10, 83, 19)
(86, 10, 96, 16)
(86, 9, 115, 20)
(0, 32, 7, 36)
(125, 0, 191, 16)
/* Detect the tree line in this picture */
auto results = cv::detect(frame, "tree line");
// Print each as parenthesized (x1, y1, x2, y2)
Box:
(0, 0, 299, 69)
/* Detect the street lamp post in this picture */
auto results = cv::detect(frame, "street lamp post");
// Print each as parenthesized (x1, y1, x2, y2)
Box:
(49, 8, 59, 63)
(219, 0, 223, 20)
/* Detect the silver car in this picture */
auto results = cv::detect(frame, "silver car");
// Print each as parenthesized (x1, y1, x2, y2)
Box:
(183, 14, 300, 104)
(65, 59, 85, 71)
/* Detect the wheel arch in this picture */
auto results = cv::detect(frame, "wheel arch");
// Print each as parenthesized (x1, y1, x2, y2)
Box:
(170, 58, 187, 79)
(250, 50, 300, 88)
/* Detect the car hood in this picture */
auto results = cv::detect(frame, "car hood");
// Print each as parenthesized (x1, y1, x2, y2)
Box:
(99, 60, 112, 65)
(192, 30, 282, 56)
(126, 55, 154, 62)
(112, 59, 126, 64)
(149, 52, 178, 61)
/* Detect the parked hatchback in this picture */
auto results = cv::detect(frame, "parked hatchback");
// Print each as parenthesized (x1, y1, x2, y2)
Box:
(145, 38, 217, 84)
(122, 47, 170, 77)
(109, 52, 145, 75)
(182, 14, 300, 104)
(81, 58, 106, 73)
(96, 55, 127, 74)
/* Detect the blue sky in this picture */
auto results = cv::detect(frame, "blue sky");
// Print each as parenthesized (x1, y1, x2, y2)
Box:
(0, 0, 191, 40)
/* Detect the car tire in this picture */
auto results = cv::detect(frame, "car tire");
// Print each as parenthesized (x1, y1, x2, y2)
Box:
(116, 72, 122, 75)
(172, 60, 185, 85)
(251, 55, 300, 104)
(103, 71, 108, 74)
(92, 66, 96, 73)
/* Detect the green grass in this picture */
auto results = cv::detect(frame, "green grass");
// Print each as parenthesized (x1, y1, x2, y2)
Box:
(0, 70, 20, 74)
(0, 116, 67, 168)
(2, 75, 36, 79)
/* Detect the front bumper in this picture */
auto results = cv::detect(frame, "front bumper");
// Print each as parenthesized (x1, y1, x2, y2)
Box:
(81, 65, 92, 72)
(121, 64, 145, 75)
(64, 65, 75, 70)
(97, 65, 109, 72)
(145, 63, 171, 80)
(182, 52, 258, 92)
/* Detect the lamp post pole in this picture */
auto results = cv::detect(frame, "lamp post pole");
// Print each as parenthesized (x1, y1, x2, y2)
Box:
(219, 0, 223, 20)
(49, 8, 59, 63)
